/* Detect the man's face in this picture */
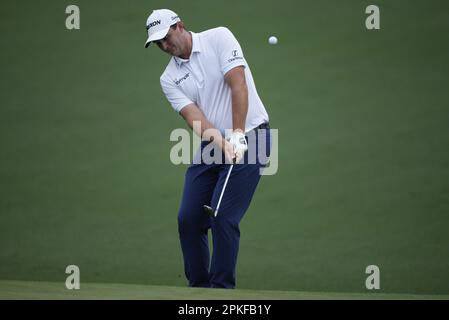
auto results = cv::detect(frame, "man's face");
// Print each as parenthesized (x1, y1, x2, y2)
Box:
(154, 24, 185, 57)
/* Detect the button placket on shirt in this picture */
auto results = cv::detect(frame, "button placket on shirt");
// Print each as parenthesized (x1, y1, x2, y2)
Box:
(186, 55, 205, 89)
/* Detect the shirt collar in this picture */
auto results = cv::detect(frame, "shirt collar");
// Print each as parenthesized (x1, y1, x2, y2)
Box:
(174, 32, 201, 66)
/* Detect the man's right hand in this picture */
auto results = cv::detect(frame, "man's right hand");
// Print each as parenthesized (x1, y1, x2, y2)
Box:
(222, 139, 236, 164)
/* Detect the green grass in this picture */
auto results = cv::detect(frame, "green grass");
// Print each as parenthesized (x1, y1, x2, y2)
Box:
(1, 280, 447, 300)
(0, 0, 448, 296)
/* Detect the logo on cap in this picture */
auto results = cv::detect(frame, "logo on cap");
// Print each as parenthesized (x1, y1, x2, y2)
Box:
(146, 20, 161, 30)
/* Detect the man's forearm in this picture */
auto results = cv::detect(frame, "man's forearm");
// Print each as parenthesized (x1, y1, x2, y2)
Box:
(180, 104, 226, 147)
(231, 84, 248, 133)
(180, 103, 235, 162)
(225, 66, 249, 133)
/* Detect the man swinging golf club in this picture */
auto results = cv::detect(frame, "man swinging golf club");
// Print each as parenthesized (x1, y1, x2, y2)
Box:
(145, 9, 271, 288)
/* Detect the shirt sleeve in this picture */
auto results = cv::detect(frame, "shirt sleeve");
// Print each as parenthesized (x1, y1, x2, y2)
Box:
(160, 75, 194, 113)
(214, 27, 247, 75)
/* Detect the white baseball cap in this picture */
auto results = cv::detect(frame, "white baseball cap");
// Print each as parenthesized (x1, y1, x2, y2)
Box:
(144, 9, 180, 48)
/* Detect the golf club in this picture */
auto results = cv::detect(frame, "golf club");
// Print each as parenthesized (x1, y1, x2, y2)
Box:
(203, 164, 234, 217)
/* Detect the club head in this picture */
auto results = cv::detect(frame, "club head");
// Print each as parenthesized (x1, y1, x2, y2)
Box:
(203, 205, 215, 217)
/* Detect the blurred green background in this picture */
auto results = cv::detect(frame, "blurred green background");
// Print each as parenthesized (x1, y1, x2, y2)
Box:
(1, 0, 448, 295)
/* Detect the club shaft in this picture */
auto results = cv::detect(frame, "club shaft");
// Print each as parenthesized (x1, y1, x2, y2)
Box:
(214, 164, 234, 217)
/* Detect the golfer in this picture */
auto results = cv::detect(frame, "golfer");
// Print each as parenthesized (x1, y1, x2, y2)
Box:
(144, 9, 271, 288)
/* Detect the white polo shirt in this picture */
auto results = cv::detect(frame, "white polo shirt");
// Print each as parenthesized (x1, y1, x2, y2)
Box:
(160, 27, 269, 133)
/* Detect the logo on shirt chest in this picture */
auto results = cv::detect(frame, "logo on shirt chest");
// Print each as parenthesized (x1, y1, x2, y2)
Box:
(174, 73, 190, 86)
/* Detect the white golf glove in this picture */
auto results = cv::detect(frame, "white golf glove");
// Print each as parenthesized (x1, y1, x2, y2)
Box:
(227, 131, 248, 163)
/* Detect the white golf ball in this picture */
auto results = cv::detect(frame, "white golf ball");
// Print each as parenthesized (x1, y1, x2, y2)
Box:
(268, 36, 278, 45)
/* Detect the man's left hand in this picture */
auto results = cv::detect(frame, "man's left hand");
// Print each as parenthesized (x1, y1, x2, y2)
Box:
(227, 131, 248, 163)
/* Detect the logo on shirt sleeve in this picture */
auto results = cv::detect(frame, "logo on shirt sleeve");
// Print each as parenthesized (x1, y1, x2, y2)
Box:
(228, 50, 243, 63)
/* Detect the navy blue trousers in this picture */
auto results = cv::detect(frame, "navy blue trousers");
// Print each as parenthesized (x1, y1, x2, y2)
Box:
(177, 128, 271, 288)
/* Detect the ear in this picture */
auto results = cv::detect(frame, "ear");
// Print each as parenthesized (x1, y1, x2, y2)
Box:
(178, 21, 186, 31)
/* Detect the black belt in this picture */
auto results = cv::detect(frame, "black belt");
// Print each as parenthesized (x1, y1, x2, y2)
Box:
(255, 122, 270, 130)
